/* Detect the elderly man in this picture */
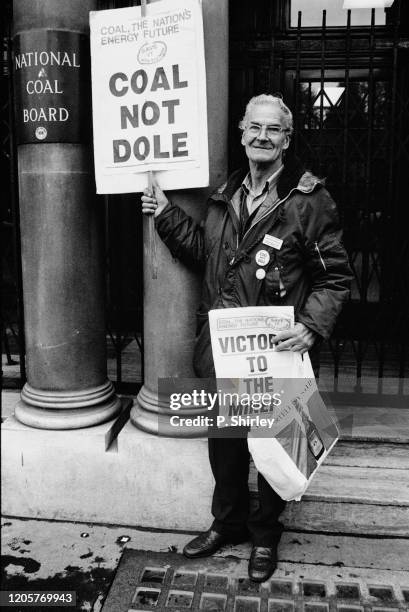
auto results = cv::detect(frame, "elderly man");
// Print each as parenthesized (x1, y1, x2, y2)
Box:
(142, 94, 352, 582)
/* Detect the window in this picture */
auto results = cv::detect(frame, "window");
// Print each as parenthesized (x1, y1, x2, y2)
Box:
(290, 0, 386, 27)
(298, 80, 388, 128)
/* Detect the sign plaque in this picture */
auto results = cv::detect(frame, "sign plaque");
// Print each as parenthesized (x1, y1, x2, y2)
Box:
(13, 30, 91, 144)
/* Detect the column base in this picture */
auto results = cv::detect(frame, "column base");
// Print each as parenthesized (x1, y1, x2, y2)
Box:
(15, 380, 122, 429)
(131, 384, 208, 437)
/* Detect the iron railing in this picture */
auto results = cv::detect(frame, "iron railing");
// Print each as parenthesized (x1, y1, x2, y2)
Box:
(229, 0, 409, 397)
(2, 0, 409, 399)
(1, 1, 25, 392)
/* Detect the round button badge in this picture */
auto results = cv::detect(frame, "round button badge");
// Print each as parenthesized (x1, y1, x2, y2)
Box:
(255, 249, 270, 266)
(256, 268, 266, 280)
(35, 126, 47, 141)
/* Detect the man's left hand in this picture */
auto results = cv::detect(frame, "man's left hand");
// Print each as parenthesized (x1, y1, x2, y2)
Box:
(272, 322, 317, 353)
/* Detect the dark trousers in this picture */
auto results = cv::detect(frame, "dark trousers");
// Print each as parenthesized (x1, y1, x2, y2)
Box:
(208, 436, 287, 546)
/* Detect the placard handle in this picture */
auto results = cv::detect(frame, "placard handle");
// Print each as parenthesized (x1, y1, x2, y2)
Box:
(148, 170, 158, 279)
(140, 0, 157, 280)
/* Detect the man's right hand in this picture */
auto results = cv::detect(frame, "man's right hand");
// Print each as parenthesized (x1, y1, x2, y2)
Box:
(141, 176, 169, 217)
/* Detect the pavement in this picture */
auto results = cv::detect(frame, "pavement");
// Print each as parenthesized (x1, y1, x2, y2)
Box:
(1, 516, 409, 611)
(2, 356, 409, 611)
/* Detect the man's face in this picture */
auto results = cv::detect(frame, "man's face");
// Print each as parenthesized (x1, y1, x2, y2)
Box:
(241, 103, 290, 166)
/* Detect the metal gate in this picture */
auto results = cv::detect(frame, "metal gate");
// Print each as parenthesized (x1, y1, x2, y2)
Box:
(1, 0, 26, 391)
(2, 0, 409, 398)
(230, 0, 409, 398)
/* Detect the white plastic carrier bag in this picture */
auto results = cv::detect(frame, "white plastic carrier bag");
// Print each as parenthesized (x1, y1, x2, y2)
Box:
(247, 351, 339, 501)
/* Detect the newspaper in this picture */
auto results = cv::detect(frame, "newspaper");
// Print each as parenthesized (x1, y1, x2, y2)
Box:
(209, 305, 339, 498)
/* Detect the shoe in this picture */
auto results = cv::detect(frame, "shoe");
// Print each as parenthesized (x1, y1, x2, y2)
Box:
(183, 529, 231, 559)
(248, 545, 278, 582)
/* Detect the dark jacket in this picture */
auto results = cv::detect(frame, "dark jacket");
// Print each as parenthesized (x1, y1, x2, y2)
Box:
(156, 158, 353, 377)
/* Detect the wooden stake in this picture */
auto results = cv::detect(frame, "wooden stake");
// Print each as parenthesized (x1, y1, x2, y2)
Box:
(141, 0, 157, 279)
(148, 170, 158, 279)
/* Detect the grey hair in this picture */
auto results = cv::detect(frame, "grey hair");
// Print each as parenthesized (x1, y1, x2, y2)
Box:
(239, 94, 294, 136)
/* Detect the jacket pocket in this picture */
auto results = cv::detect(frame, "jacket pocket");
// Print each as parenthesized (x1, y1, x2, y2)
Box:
(310, 235, 346, 273)
(314, 242, 327, 271)
(263, 262, 285, 301)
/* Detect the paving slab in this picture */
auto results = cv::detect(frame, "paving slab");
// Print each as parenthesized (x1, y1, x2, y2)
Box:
(1, 518, 409, 611)
(1, 389, 20, 421)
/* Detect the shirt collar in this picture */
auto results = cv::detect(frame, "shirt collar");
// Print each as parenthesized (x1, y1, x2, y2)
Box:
(241, 165, 284, 197)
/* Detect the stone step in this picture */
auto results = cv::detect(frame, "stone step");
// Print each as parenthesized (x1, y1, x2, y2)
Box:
(303, 464, 409, 506)
(259, 466, 409, 537)
(283, 495, 409, 537)
(287, 460, 409, 536)
(326, 439, 409, 469)
(250, 440, 409, 537)
(286, 401, 409, 535)
(330, 404, 409, 443)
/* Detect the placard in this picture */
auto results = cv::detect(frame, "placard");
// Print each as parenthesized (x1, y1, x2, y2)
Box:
(90, 0, 208, 193)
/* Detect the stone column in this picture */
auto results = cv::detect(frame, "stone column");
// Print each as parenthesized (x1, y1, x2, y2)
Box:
(131, 0, 229, 436)
(13, 0, 121, 429)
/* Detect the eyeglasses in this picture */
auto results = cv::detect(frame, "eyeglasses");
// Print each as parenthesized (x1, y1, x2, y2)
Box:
(245, 123, 287, 138)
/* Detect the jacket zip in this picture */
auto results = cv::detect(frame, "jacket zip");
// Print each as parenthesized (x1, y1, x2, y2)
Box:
(315, 241, 327, 271)
(231, 184, 317, 262)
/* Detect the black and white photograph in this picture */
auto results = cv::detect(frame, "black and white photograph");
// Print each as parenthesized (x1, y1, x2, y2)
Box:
(1, 0, 409, 610)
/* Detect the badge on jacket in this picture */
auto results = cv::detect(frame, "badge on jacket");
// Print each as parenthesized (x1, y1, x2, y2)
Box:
(263, 234, 283, 250)
(255, 250, 270, 266)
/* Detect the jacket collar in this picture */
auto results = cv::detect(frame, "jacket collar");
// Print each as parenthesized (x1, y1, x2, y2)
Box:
(277, 155, 324, 199)
(211, 155, 323, 204)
